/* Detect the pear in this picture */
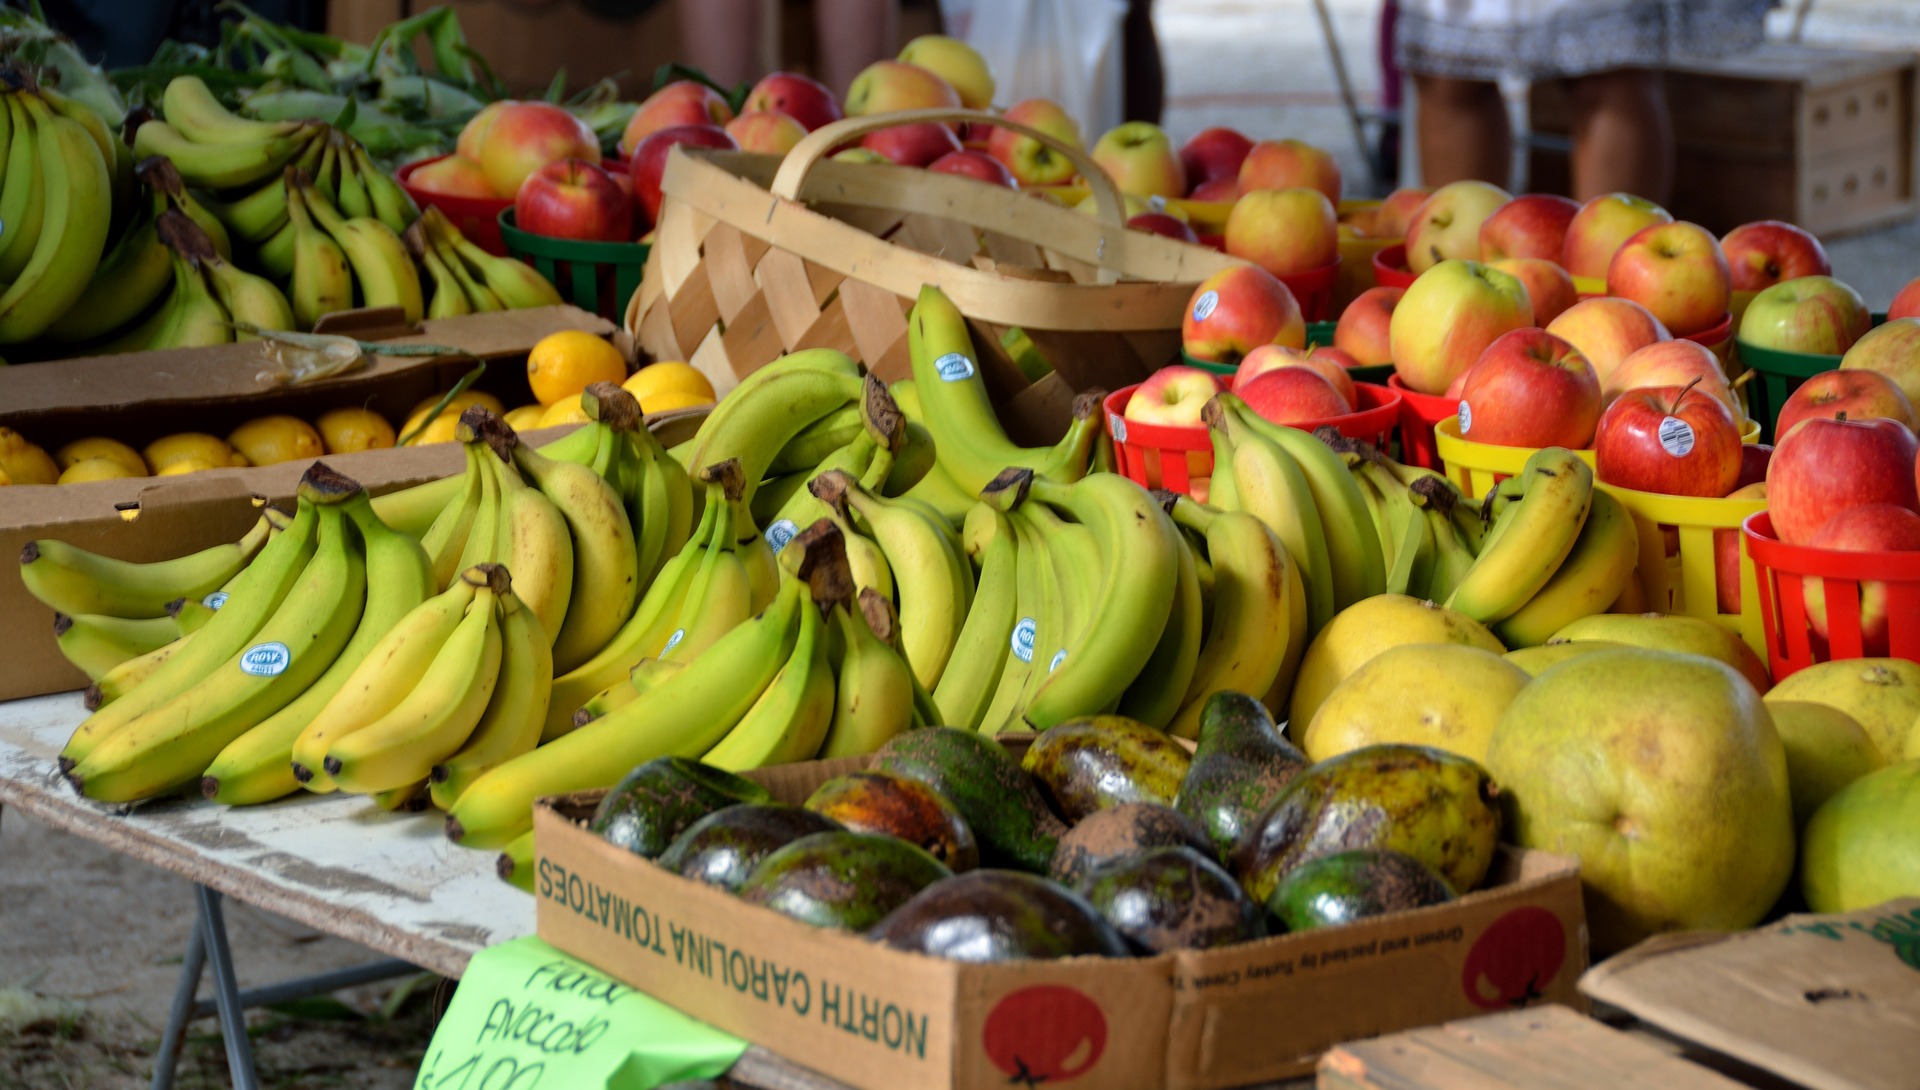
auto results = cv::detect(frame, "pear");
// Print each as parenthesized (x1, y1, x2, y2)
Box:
(1303, 643, 1529, 763)
(1766, 658, 1920, 764)
(1290, 594, 1504, 731)
(1801, 761, 1920, 914)
(1767, 701, 1885, 829)
(1548, 612, 1770, 694)
(1502, 640, 1629, 677)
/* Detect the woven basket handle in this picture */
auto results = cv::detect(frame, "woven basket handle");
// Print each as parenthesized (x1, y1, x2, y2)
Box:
(770, 107, 1131, 232)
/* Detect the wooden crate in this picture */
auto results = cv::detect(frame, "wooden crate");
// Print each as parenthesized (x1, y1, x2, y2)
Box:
(1528, 43, 1918, 237)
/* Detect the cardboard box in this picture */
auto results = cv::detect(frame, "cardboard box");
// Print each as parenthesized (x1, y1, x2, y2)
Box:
(532, 758, 1588, 1090)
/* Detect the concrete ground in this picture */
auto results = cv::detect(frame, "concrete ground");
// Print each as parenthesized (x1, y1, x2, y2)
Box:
(7, 1, 1920, 1086)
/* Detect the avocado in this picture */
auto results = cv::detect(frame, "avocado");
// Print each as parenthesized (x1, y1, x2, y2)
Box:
(1232, 743, 1501, 905)
(590, 757, 773, 858)
(1077, 846, 1265, 953)
(872, 727, 1067, 873)
(805, 770, 979, 872)
(739, 831, 951, 932)
(1174, 692, 1308, 856)
(1268, 849, 1456, 932)
(1050, 802, 1216, 887)
(1021, 715, 1191, 822)
(867, 870, 1130, 961)
(657, 804, 844, 892)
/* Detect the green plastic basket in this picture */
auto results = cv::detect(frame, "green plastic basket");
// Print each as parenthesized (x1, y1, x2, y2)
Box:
(497, 209, 650, 323)
(1736, 312, 1887, 444)
(1305, 319, 1339, 348)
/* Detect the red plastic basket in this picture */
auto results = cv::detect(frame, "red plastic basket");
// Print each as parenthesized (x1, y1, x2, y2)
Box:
(1372, 243, 1417, 289)
(1386, 373, 1459, 469)
(1679, 310, 1736, 373)
(398, 155, 513, 255)
(1104, 382, 1402, 497)
(1742, 510, 1920, 680)
(1277, 258, 1341, 323)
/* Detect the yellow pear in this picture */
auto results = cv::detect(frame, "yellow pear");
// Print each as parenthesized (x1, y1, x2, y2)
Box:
(1765, 658, 1920, 763)
(1503, 640, 1629, 677)
(1907, 714, 1920, 761)
(1801, 761, 1920, 914)
(1548, 612, 1770, 694)
(1766, 701, 1886, 829)
(1290, 594, 1504, 732)
(1303, 643, 1528, 762)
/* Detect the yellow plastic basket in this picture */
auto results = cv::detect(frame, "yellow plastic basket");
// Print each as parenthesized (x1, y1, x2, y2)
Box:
(1597, 482, 1770, 657)
(1434, 415, 1761, 500)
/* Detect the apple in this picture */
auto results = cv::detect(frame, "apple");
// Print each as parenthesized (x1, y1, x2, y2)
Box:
(1488, 257, 1577, 325)
(1777, 369, 1919, 437)
(1224, 187, 1338, 278)
(1478, 194, 1580, 262)
(1595, 380, 1744, 497)
(897, 35, 994, 110)
(1404, 180, 1511, 274)
(1182, 265, 1305, 364)
(985, 99, 1081, 187)
(1737, 444, 1772, 490)
(1237, 138, 1341, 204)
(1180, 127, 1254, 191)
(455, 100, 509, 163)
(1739, 275, 1872, 355)
(1233, 343, 1358, 405)
(1374, 186, 1432, 237)
(1605, 339, 1739, 417)
(1125, 365, 1225, 426)
(1766, 414, 1920, 544)
(1714, 480, 1769, 613)
(1891, 276, 1920, 320)
(744, 72, 843, 132)
(862, 121, 963, 167)
(1544, 296, 1671, 391)
(1238, 366, 1352, 424)
(929, 149, 1017, 187)
(407, 154, 494, 199)
(1091, 121, 1185, 198)
(1127, 211, 1198, 243)
(845, 60, 961, 116)
(1803, 503, 1920, 654)
(1562, 192, 1673, 280)
(513, 158, 632, 242)
(1389, 259, 1533, 395)
(1458, 328, 1603, 448)
(1840, 318, 1920, 415)
(1074, 191, 1152, 220)
(620, 81, 733, 155)
(1720, 220, 1831, 292)
(1334, 285, 1402, 367)
(629, 123, 739, 228)
(478, 101, 601, 200)
(1190, 177, 1239, 202)
(724, 110, 808, 156)
(1606, 221, 1731, 336)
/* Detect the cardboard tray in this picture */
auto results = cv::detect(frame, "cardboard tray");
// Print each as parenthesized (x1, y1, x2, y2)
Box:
(532, 757, 1589, 1090)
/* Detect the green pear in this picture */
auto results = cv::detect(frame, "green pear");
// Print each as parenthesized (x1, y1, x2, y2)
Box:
(1303, 643, 1529, 763)
(1766, 658, 1920, 764)
(1801, 760, 1920, 914)
(1502, 640, 1629, 677)
(1767, 701, 1886, 829)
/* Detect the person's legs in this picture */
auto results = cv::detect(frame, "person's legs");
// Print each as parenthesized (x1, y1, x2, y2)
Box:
(1566, 67, 1672, 203)
(1412, 74, 1511, 187)
(680, 0, 763, 89)
(814, 0, 899, 98)
(1123, 0, 1164, 125)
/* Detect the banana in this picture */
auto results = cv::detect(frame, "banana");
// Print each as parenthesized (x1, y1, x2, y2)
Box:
(21, 513, 275, 619)
(932, 506, 1017, 731)
(722, 465, 783, 615)
(767, 404, 864, 475)
(1116, 499, 1204, 731)
(431, 224, 504, 312)
(1384, 498, 1435, 598)
(1210, 402, 1337, 634)
(420, 443, 484, 589)
(498, 830, 536, 892)
(428, 211, 561, 310)
(818, 469, 970, 689)
(204, 249, 295, 336)
(354, 143, 419, 235)
(574, 675, 643, 724)
(593, 386, 692, 589)
(1492, 487, 1637, 648)
(41, 197, 168, 343)
(253, 217, 297, 280)
(818, 590, 917, 758)
(509, 424, 637, 673)
(202, 494, 433, 807)
(0, 95, 46, 283)
(0, 95, 113, 345)
(1166, 500, 1296, 739)
(324, 565, 503, 794)
(199, 174, 292, 244)
(296, 173, 424, 323)
(161, 76, 307, 146)
(286, 170, 353, 330)
(654, 466, 754, 667)
(454, 424, 505, 575)
(313, 136, 341, 205)
(67, 483, 368, 803)
(153, 247, 234, 350)
(679, 356, 865, 507)
(490, 440, 574, 644)
(131, 116, 317, 190)
(89, 636, 191, 710)
(54, 612, 179, 681)
(973, 496, 1048, 735)
(1012, 500, 1099, 709)
(429, 579, 552, 810)
(1420, 488, 1480, 604)
(1226, 402, 1386, 610)
(1445, 447, 1594, 625)
(421, 245, 472, 320)
(372, 781, 432, 813)
(702, 578, 834, 770)
(332, 133, 374, 221)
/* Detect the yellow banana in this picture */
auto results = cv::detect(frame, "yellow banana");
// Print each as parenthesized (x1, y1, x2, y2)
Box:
(1166, 500, 1296, 738)
(41, 196, 168, 343)
(1492, 486, 1637, 648)
(161, 76, 306, 145)
(702, 578, 835, 770)
(1212, 402, 1337, 634)
(490, 442, 573, 644)
(1116, 501, 1205, 731)
(286, 169, 352, 330)
(818, 591, 916, 758)
(679, 352, 865, 506)
(932, 506, 1017, 731)
(826, 469, 971, 689)
(21, 512, 274, 619)
(512, 428, 638, 674)
(88, 636, 191, 709)
(1446, 447, 1593, 625)
(429, 580, 552, 810)
(297, 172, 423, 322)
(498, 830, 536, 892)
(1226, 399, 1386, 610)
(53, 612, 179, 681)
(421, 245, 472, 320)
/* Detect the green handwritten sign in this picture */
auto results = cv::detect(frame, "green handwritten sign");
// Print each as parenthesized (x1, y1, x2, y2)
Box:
(415, 936, 747, 1090)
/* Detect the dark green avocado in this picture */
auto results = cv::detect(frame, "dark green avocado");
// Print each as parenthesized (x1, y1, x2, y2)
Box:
(1174, 691, 1308, 857)
(1268, 849, 1456, 932)
(872, 727, 1066, 872)
(866, 870, 1130, 961)
(805, 770, 978, 872)
(1077, 846, 1265, 953)
(657, 803, 843, 892)
(590, 757, 772, 859)
(738, 832, 951, 932)
(1021, 715, 1191, 822)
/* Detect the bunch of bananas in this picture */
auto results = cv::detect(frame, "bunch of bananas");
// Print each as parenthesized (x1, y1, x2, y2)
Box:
(409, 206, 565, 319)
(0, 74, 117, 346)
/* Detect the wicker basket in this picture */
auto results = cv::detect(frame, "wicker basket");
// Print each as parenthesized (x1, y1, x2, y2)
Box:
(626, 108, 1245, 412)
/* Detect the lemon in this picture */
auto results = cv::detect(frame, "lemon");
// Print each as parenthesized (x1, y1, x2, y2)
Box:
(402, 390, 506, 445)
(315, 407, 396, 453)
(156, 457, 221, 477)
(229, 415, 325, 466)
(146, 433, 241, 471)
(527, 331, 627, 406)
(638, 388, 717, 415)
(622, 360, 714, 406)
(60, 457, 144, 484)
(502, 404, 547, 431)
(0, 428, 60, 485)
(537, 398, 592, 428)
(55, 437, 147, 476)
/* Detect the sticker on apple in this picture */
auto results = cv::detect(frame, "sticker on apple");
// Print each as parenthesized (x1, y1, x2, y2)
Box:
(1461, 906, 1566, 1010)
(1191, 290, 1219, 323)
(981, 985, 1108, 1086)
(935, 352, 976, 382)
(1109, 414, 1128, 444)
(239, 641, 291, 678)
(1010, 618, 1036, 663)
(1458, 401, 1473, 435)
(764, 519, 798, 553)
(1658, 415, 1695, 457)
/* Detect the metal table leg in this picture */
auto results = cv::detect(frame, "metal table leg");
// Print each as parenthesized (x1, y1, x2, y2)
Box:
(150, 917, 208, 1090)
(197, 886, 261, 1090)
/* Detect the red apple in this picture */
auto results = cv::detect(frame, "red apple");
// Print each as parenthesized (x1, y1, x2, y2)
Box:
(1374, 186, 1432, 238)
(1891, 276, 1920, 320)
(1091, 122, 1185, 199)
(1444, 369, 1471, 400)
(724, 110, 808, 156)
(985, 99, 1081, 187)
(1544, 296, 1671, 391)
(1606, 221, 1731, 337)
(1180, 127, 1254, 191)
(1334, 285, 1403, 367)
(1777, 369, 1919, 437)
(862, 121, 963, 167)
(1595, 380, 1743, 497)
(1182, 265, 1305, 364)
(1767, 414, 1920, 544)
(1714, 480, 1768, 612)
(1457, 328, 1602, 448)
(1236, 138, 1341, 204)
(1720, 220, 1831, 292)
(1803, 503, 1920, 653)
(455, 101, 508, 164)
(478, 101, 601, 200)
(1739, 275, 1873, 356)
(1405, 180, 1511, 274)
(513, 158, 632, 242)
(629, 123, 739, 228)
(1562, 192, 1673, 280)
(1488, 257, 1577, 325)
(1190, 177, 1239, 202)
(620, 81, 733, 156)
(1125, 365, 1224, 427)
(1737, 444, 1772, 490)
(1238, 366, 1352, 424)
(1225, 187, 1337, 277)
(744, 72, 842, 132)
(845, 60, 961, 116)
(1479, 194, 1580, 262)
(1604, 339, 1739, 418)
(1127, 211, 1198, 243)
(929, 149, 1018, 187)
(1840, 317, 1920, 417)
(1389, 259, 1533, 395)
(407, 154, 494, 198)
(1233, 344, 1358, 405)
